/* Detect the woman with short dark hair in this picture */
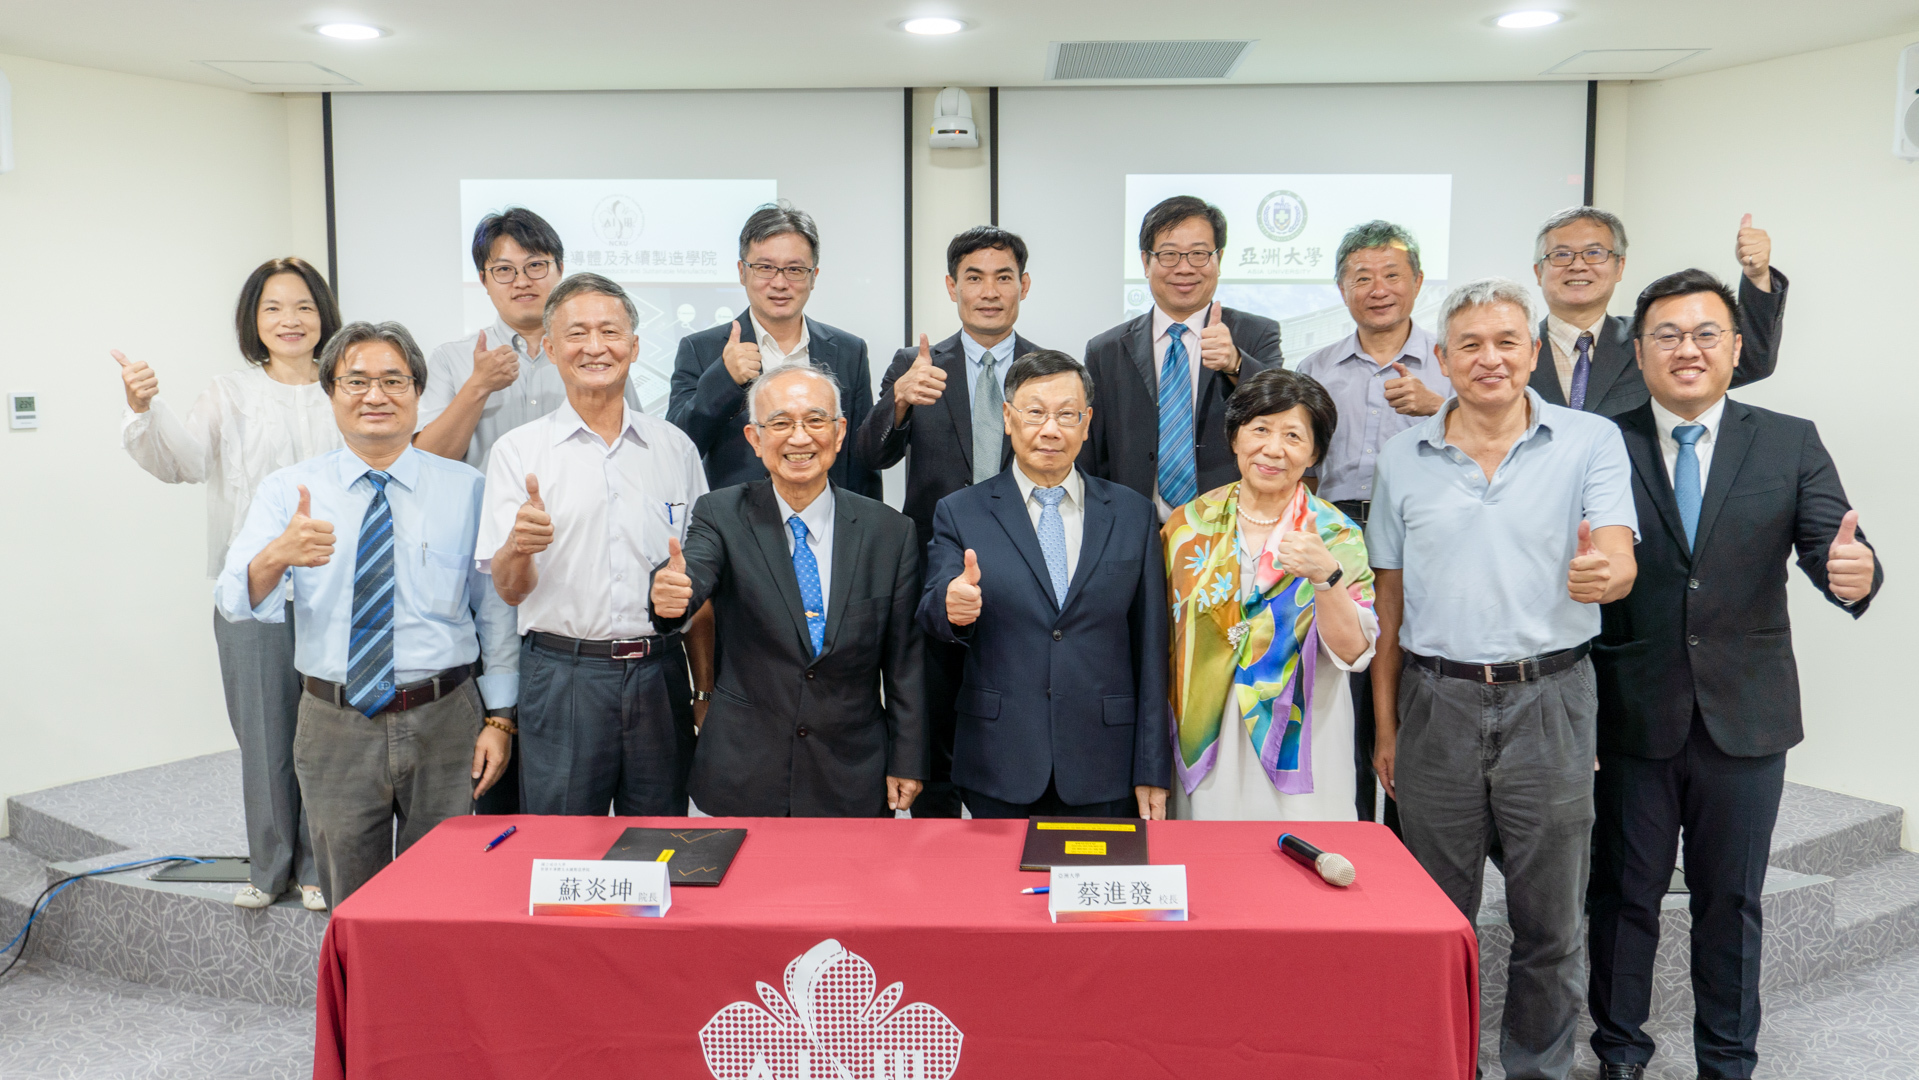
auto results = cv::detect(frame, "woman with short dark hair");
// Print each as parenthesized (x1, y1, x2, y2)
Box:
(114, 256, 343, 910)
(1163, 368, 1377, 820)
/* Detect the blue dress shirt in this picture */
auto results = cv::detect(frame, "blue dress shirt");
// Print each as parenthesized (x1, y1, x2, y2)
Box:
(1292, 324, 1453, 503)
(961, 332, 1017, 404)
(216, 446, 519, 708)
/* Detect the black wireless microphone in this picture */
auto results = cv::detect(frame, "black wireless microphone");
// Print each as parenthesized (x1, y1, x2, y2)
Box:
(1277, 832, 1356, 887)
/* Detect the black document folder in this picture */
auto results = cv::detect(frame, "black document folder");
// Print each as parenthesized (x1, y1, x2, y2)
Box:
(603, 827, 747, 886)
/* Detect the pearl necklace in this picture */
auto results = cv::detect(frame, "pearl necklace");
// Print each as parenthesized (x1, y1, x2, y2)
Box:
(1238, 505, 1281, 526)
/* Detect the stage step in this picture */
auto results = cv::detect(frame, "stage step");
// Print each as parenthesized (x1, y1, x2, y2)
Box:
(0, 838, 48, 929)
(1833, 850, 1919, 970)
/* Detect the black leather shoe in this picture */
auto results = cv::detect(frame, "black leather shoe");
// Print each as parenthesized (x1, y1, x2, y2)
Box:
(1599, 1065, 1645, 1080)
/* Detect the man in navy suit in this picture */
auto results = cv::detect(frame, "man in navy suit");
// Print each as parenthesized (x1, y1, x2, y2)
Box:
(918, 351, 1171, 820)
(668, 202, 880, 498)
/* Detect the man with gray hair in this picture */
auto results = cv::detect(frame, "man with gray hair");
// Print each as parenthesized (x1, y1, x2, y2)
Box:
(649, 362, 927, 817)
(1531, 206, 1787, 415)
(1293, 219, 1452, 831)
(479, 273, 712, 817)
(217, 321, 519, 904)
(1366, 279, 1639, 1080)
(669, 202, 881, 498)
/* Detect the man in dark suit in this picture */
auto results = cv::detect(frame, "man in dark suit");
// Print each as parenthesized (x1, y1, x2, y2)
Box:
(649, 363, 926, 817)
(1081, 195, 1282, 520)
(858, 226, 1043, 818)
(1587, 270, 1882, 1080)
(668, 202, 881, 498)
(1531, 207, 1788, 416)
(918, 351, 1171, 820)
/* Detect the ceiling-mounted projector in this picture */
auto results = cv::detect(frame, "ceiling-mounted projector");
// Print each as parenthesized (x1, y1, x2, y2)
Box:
(930, 86, 979, 150)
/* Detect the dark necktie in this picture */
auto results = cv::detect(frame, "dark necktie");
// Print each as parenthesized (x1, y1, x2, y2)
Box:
(1568, 331, 1594, 410)
(346, 471, 396, 716)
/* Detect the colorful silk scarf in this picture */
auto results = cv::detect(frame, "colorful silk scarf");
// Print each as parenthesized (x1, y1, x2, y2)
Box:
(1163, 482, 1375, 795)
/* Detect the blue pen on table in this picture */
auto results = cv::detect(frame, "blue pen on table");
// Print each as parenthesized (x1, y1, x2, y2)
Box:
(483, 825, 518, 852)
(1021, 886, 1050, 895)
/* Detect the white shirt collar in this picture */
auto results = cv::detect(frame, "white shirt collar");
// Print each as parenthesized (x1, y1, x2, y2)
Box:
(773, 483, 835, 541)
(1152, 304, 1214, 342)
(1012, 463, 1084, 509)
(1546, 311, 1607, 358)
(1650, 393, 1727, 446)
(755, 316, 811, 358)
(548, 398, 644, 449)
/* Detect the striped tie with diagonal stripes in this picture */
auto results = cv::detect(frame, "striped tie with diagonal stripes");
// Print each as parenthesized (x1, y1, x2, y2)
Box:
(346, 471, 397, 717)
(1157, 324, 1199, 508)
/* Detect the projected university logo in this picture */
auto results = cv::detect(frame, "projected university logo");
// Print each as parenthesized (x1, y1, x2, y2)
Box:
(700, 939, 963, 1080)
(1255, 190, 1308, 242)
(592, 194, 645, 245)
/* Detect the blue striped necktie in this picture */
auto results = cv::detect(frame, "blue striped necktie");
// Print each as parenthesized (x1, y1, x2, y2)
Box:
(346, 471, 397, 716)
(789, 516, 826, 656)
(1157, 324, 1198, 508)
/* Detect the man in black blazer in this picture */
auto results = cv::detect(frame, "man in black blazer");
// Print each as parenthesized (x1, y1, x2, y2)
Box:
(1080, 196, 1282, 519)
(650, 363, 926, 817)
(918, 351, 1171, 819)
(858, 226, 1043, 818)
(668, 203, 880, 498)
(1586, 270, 1882, 1080)
(1531, 207, 1788, 416)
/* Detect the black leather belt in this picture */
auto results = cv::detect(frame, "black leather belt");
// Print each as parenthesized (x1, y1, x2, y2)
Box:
(1407, 642, 1590, 685)
(529, 630, 681, 660)
(1333, 499, 1371, 527)
(303, 664, 472, 715)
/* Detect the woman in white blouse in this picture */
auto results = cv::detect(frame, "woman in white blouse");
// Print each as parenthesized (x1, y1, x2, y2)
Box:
(117, 257, 343, 911)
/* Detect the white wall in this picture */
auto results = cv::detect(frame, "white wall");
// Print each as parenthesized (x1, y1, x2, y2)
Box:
(1607, 34, 1919, 845)
(0, 53, 317, 832)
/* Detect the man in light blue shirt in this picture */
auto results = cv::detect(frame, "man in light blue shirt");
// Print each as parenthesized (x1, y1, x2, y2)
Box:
(219, 321, 518, 905)
(1366, 279, 1637, 1080)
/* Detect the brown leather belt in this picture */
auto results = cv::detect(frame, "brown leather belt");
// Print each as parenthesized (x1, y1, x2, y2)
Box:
(528, 630, 681, 660)
(1407, 642, 1590, 685)
(303, 664, 472, 715)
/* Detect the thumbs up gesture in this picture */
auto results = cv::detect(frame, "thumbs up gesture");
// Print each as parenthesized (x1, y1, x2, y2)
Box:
(1735, 213, 1772, 287)
(722, 320, 763, 385)
(651, 536, 694, 618)
(1197, 301, 1242, 374)
(112, 350, 159, 413)
(269, 485, 336, 568)
(508, 474, 554, 556)
(468, 330, 521, 394)
(1826, 510, 1875, 603)
(1567, 520, 1612, 604)
(946, 548, 983, 626)
(891, 333, 949, 419)
(1382, 360, 1443, 416)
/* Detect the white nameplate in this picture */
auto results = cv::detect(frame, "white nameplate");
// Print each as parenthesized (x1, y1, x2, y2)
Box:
(529, 859, 671, 918)
(1048, 864, 1187, 923)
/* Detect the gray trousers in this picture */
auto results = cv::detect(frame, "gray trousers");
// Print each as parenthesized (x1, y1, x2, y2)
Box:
(211, 604, 315, 894)
(1394, 658, 1597, 1080)
(292, 680, 481, 905)
(517, 636, 694, 817)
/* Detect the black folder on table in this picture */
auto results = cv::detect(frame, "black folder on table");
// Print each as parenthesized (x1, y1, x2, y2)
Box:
(603, 827, 747, 886)
(1019, 817, 1149, 872)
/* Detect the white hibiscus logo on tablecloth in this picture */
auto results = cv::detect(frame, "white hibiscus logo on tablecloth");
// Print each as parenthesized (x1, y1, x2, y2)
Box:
(700, 939, 963, 1080)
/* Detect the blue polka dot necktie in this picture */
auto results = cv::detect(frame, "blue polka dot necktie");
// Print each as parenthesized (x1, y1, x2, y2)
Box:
(1569, 331, 1594, 410)
(789, 516, 826, 656)
(1157, 325, 1198, 508)
(346, 471, 396, 716)
(1034, 486, 1069, 607)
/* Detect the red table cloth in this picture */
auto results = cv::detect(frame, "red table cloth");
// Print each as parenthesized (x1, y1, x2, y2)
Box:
(315, 817, 1476, 1079)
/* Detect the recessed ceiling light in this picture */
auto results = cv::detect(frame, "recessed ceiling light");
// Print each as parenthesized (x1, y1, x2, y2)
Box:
(1495, 11, 1562, 28)
(901, 17, 965, 35)
(315, 23, 386, 40)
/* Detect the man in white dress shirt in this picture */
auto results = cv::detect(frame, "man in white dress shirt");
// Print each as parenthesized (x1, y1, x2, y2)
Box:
(481, 274, 713, 816)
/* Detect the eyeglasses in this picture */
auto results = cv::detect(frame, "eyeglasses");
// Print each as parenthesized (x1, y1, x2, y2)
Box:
(335, 375, 418, 397)
(745, 263, 818, 282)
(486, 258, 554, 284)
(1645, 328, 1727, 352)
(1014, 407, 1087, 429)
(1543, 247, 1617, 268)
(755, 415, 840, 436)
(1147, 249, 1218, 268)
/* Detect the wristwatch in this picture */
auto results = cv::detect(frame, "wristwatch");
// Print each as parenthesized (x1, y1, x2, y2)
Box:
(692, 690, 713, 703)
(1313, 565, 1344, 593)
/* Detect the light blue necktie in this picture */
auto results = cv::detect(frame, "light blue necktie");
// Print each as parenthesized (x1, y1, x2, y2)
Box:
(1156, 325, 1198, 508)
(1033, 486, 1069, 607)
(1673, 424, 1705, 548)
(346, 471, 396, 716)
(789, 516, 826, 656)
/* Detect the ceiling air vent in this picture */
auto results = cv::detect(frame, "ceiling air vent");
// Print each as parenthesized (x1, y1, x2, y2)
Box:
(1045, 40, 1255, 81)
(198, 61, 359, 86)
(1544, 49, 1707, 76)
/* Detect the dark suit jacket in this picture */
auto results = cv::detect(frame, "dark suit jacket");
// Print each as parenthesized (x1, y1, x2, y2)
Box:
(856, 331, 1044, 557)
(668, 311, 882, 499)
(1593, 398, 1882, 760)
(916, 470, 1170, 806)
(650, 481, 926, 816)
(1532, 270, 1788, 416)
(1079, 307, 1283, 505)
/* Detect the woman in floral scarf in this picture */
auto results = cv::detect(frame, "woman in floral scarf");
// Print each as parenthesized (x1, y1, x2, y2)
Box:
(1164, 369, 1377, 820)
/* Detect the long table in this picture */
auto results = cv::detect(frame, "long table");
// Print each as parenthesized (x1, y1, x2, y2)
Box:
(314, 816, 1477, 1079)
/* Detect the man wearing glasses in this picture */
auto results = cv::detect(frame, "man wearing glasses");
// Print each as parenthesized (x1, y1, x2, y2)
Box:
(670, 203, 881, 498)
(917, 352, 1170, 821)
(649, 363, 926, 817)
(217, 321, 519, 904)
(1081, 195, 1283, 521)
(1530, 206, 1788, 416)
(417, 207, 644, 468)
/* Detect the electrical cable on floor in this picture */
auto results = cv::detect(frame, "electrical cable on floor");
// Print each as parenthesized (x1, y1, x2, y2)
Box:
(0, 856, 210, 982)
